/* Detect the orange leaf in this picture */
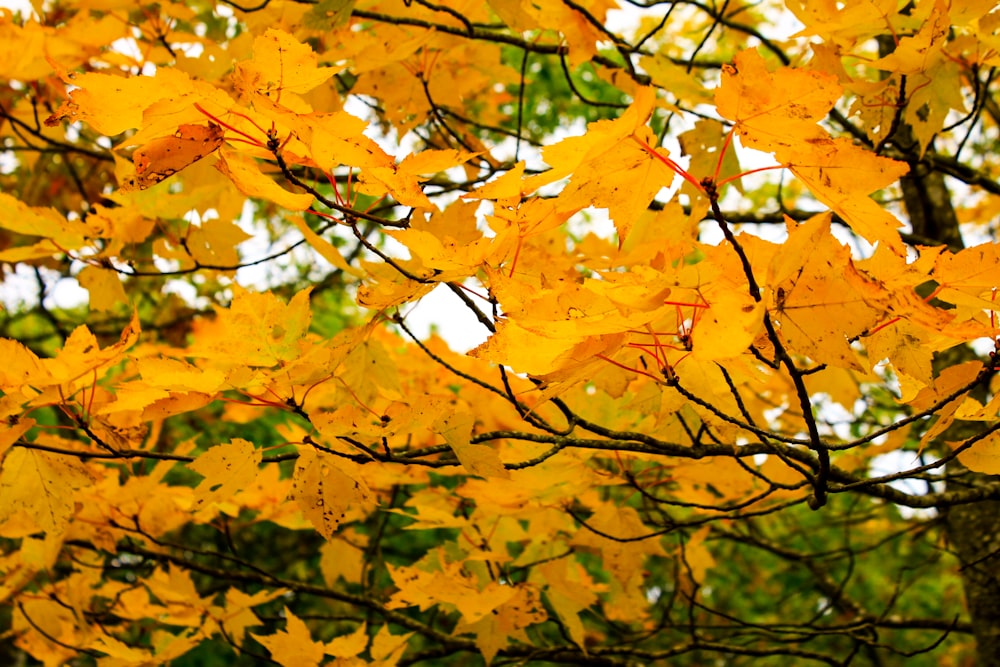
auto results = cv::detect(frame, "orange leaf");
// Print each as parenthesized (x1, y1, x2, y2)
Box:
(125, 123, 224, 190)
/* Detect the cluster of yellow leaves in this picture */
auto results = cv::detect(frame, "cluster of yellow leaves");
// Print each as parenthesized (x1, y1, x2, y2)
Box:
(2, 1, 1000, 665)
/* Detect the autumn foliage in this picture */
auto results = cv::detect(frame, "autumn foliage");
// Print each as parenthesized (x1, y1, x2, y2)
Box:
(2, 0, 1000, 665)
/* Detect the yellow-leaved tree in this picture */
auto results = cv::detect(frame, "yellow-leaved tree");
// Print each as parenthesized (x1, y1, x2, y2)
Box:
(2, 0, 1000, 664)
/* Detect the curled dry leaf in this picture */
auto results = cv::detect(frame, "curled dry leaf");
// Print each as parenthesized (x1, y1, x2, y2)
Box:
(122, 122, 224, 190)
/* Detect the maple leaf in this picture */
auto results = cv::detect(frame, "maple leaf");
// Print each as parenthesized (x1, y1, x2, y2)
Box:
(0, 448, 92, 535)
(452, 583, 547, 664)
(536, 559, 604, 648)
(45, 68, 197, 135)
(387, 554, 518, 623)
(142, 565, 212, 626)
(435, 409, 510, 479)
(125, 122, 225, 190)
(716, 49, 908, 251)
(0, 193, 88, 261)
(187, 287, 312, 368)
(767, 214, 891, 369)
(234, 29, 340, 103)
(389, 200, 493, 279)
(188, 438, 262, 511)
(252, 607, 325, 667)
(215, 147, 315, 210)
(525, 87, 674, 243)
(871, 0, 949, 76)
(0, 338, 50, 392)
(571, 504, 667, 586)
(324, 622, 368, 658)
(714, 49, 842, 152)
(291, 447, 376, 538)
(369, 625, 414, 665)
(76, 265, 128, 312)
(3, 4, 999, 666)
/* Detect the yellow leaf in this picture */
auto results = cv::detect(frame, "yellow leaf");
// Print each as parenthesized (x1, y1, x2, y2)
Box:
(956, 430, 1000, 475)
(767, 214, 891, 368)
(77, 265, 128, 312)
(452, 584, 546, 665)
(324, 622, 368, 658)
(369, 624, 413, 664)
(464, 161, 526, 204)
(303, 111, 396, 171)
(866, 319, 934, 385)
(142, 565, 210, 626)
(291, 447, 375, 538)
(690, 289, 764, 361)
(0, 192, 88, 256)
(933, 243, 1000, 309)
(679, 119, 743, 194)
(361, 165, 435, 208)
(787, 137, 908, 252)
(45, 68, 195, 135)
(0, 448, 92, 535)
(234, 29, 339, 99)
(388, 201, 493, 278)
(571, 504, 667, 585)
(522, 0, 616, 65)
(85, 204, 156, 244)
(355, 260, 436, 309)
(435, 410, 509, 479)
(715, 50, 908, 251)
(0, 19, 52, 80)
(188, 287, 312, 367)
(398, 148, 478, 176)
(215, 147, 315, 210)
(469, 318, 575, 375)
(715, 48, 841, 152)
(218, 588, 286, 647)
(188, 438, 261, 510)
(335, 331, 403, 403)
(319, 537, 365, 588)
(555, 127, 676, 242)
(0, 338, 50, 391)
(526, 86, 658, 191)
(387, 558, 517, 623)
(186, 218, 253, 267)
(640, 52, 715, 105)
(681, 526, 716, 585)
(536, 560, 602, 648)
(13, 597, 80, 665)
(87, 634, 153, 662)
(136, 357, 226, 394)
(291, 215, 363, 276)
(251, 607, 325, 667)
(871, 0, 949, 75)
(0, 418, 34, 459)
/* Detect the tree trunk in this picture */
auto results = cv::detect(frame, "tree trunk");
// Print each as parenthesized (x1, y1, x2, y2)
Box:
(946, 484, 1000, 664)
(886, 112, 1000, 664)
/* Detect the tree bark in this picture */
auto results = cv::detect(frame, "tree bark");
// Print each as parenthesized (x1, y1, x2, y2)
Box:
(872, 23, 1000, 659)
(886, 106, 1000, 666)
(946, 484, 1000, 664)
